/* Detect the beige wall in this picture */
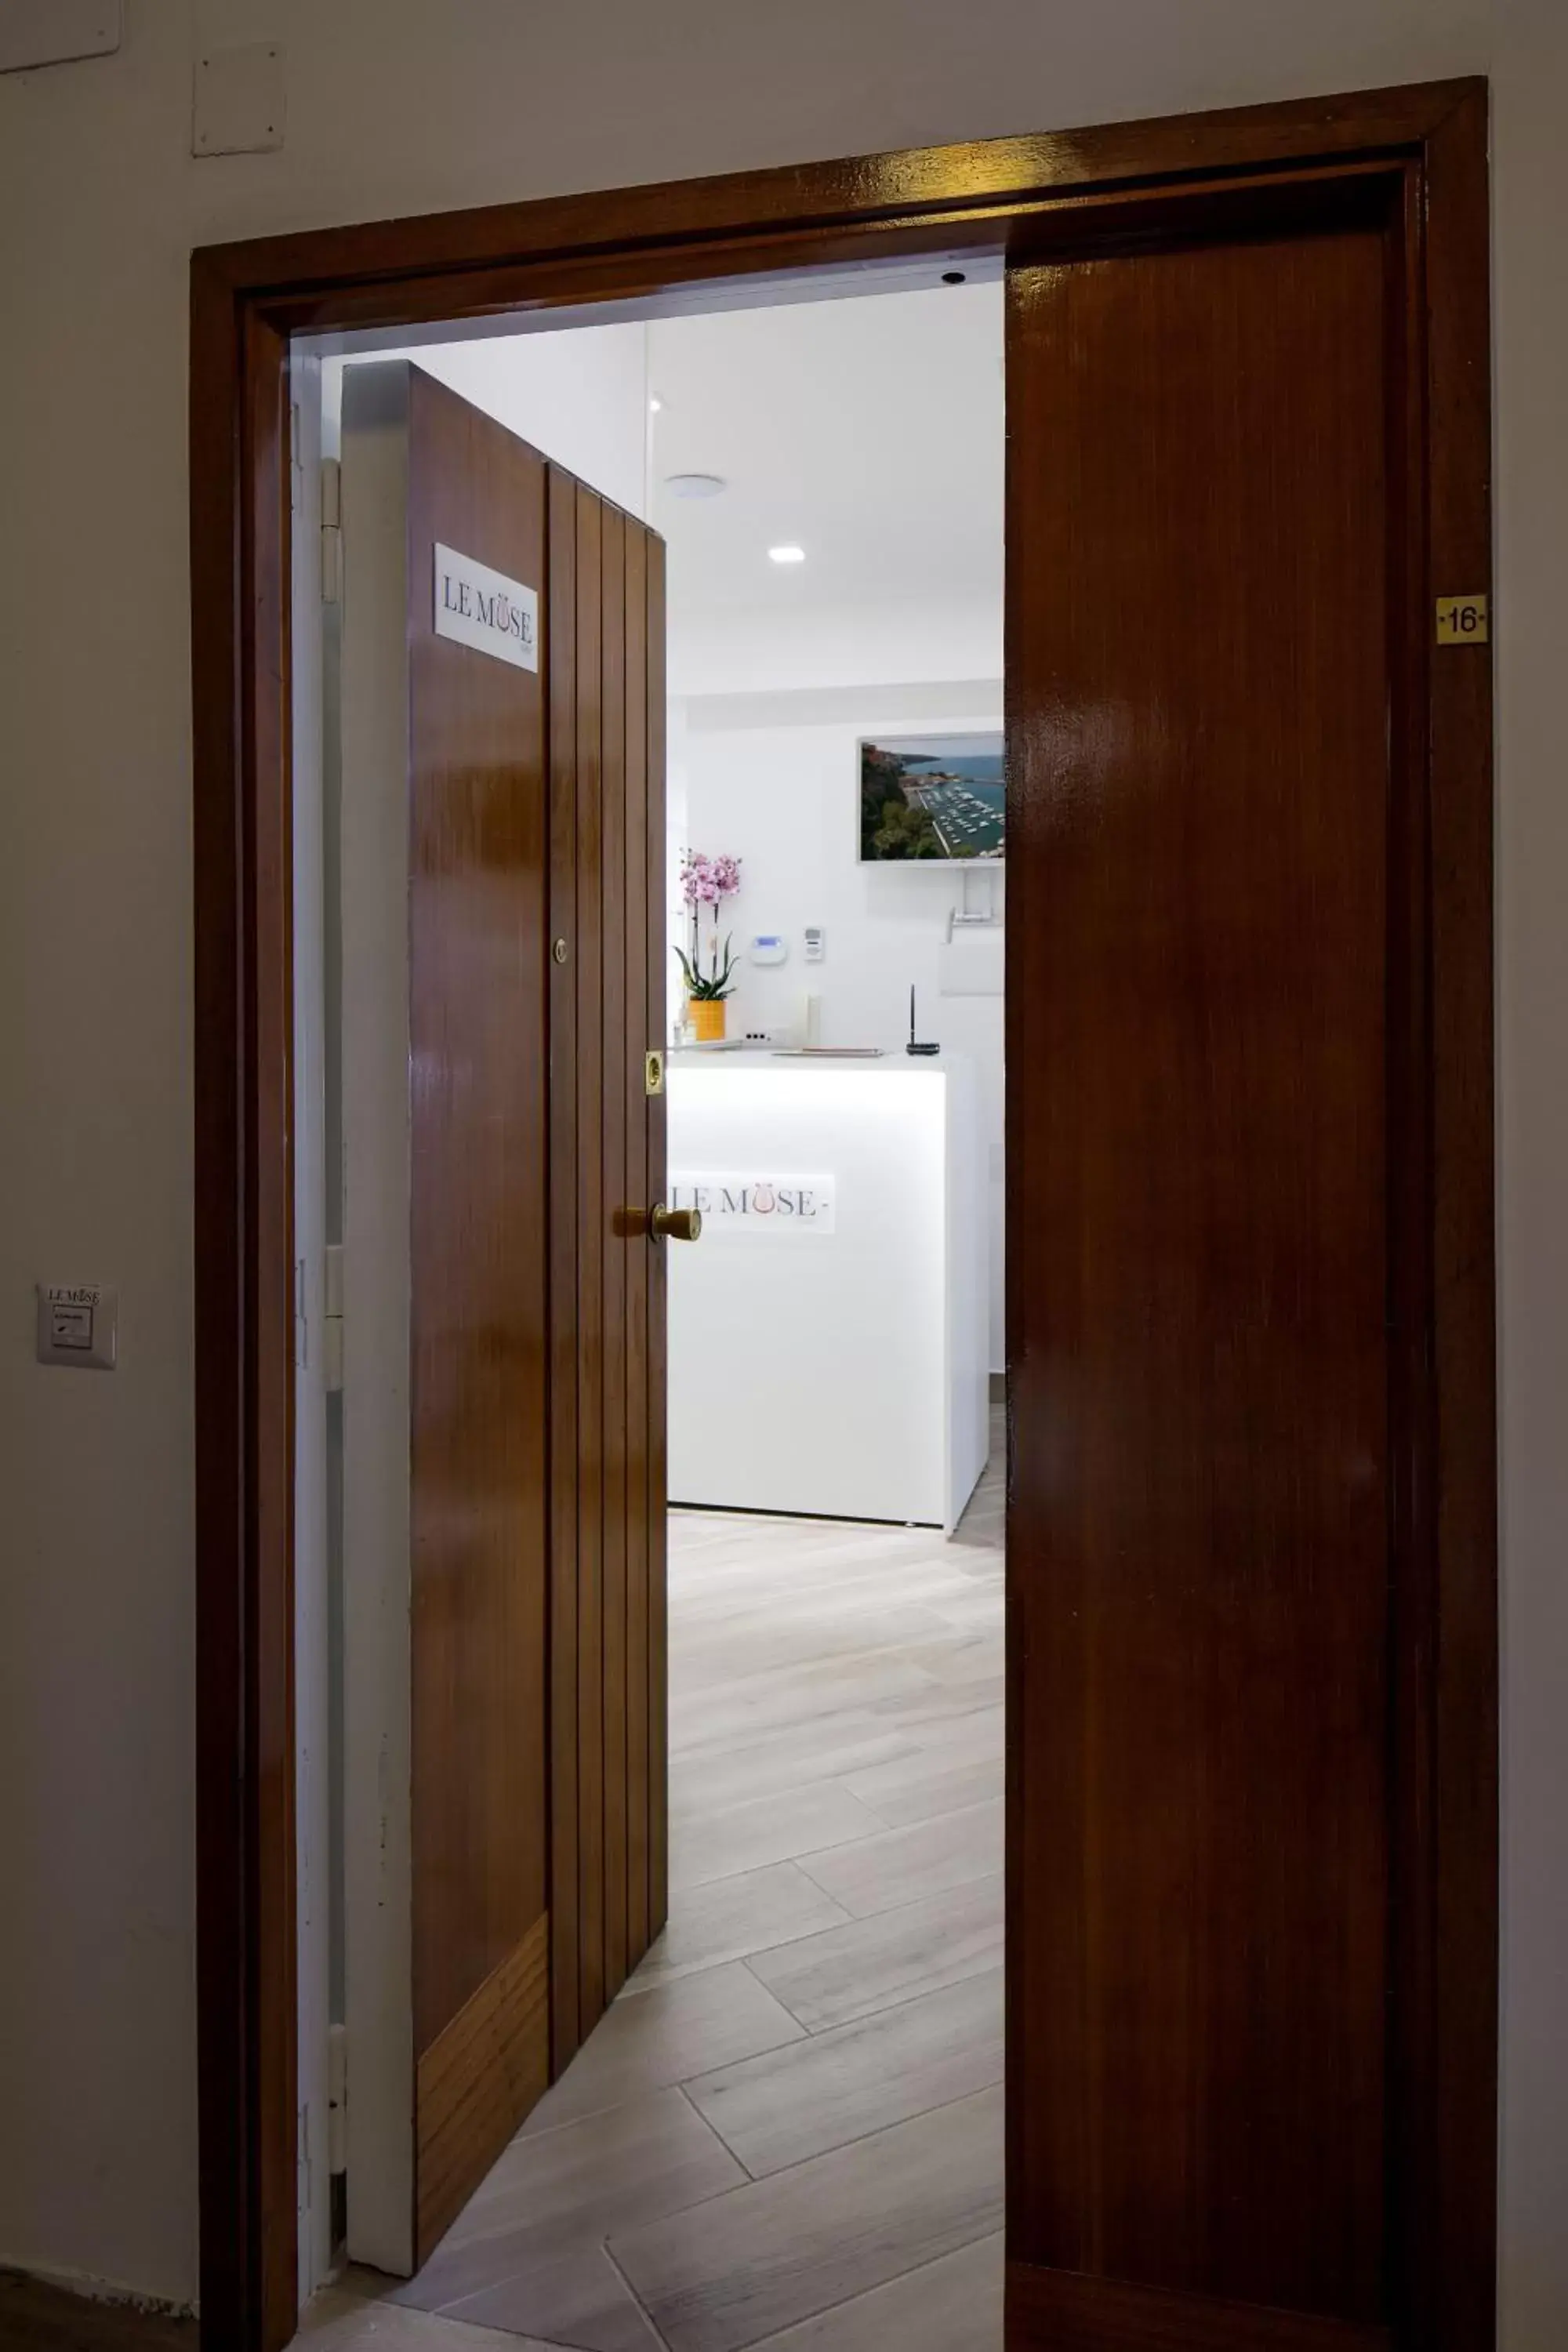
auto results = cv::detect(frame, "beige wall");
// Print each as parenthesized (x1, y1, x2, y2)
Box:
(1, 0, 1563, 2335)
(1490, 7, 1568, 2348)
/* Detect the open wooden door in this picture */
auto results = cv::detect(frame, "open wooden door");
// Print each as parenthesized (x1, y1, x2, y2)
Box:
(1003, 167, 1488, 2350)
(339, 361, 668, 2275)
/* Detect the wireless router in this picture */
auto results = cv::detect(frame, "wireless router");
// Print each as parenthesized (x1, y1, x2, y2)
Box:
(906, 984, 939, 1056)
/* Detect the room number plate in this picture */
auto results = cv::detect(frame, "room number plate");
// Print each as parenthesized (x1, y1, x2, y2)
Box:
(1436, 594, 1488, 644)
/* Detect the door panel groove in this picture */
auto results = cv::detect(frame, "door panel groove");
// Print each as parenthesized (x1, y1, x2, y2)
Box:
(550, 471, 669, 2052)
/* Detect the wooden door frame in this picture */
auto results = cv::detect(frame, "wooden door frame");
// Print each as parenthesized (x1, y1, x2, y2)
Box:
(190, 78, 1495, 2352)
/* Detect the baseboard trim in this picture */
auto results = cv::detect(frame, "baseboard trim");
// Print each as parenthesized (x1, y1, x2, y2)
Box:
(0, 2270, 196, 2349)
(1006, 2262, 1390, 2351)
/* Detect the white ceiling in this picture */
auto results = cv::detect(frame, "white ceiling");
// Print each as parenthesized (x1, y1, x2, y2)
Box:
(648, 281, 1004, 630)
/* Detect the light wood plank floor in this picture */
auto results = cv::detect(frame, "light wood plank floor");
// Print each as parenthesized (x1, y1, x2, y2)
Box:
(312, 1417, 1004, 2352)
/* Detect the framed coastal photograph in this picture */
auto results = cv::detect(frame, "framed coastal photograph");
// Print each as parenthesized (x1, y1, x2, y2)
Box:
(857, 731, 1005, 863)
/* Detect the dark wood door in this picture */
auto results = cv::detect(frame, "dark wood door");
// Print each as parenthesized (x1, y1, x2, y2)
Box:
(1005, 186, 1442, 2349)
(546, 465, 670, 2069)
(339, 367, 668, 2270)
(404, 369, 554, 2265)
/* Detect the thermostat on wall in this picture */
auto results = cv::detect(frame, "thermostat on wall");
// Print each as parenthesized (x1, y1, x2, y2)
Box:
(804, 926, 825, 963)
(750, 935, 788, 966)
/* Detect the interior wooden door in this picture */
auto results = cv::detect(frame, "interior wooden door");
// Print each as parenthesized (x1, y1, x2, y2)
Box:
(340, 367, 667, 2277)
(340, 361, 554, 2273)
(1004, 175, 1460, 2349)
(342, 369, 670, 2267)
(546, 464, 670, 2069)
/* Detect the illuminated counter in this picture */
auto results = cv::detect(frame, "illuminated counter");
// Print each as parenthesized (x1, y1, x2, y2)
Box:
(666, 1053, 989, 1531)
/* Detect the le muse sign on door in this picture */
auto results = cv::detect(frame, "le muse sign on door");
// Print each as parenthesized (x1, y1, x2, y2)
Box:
(433, 543, 539, 670)
(670, 1174, 836, 1233)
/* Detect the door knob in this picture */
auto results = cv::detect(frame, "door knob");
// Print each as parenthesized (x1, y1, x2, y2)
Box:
(613, 1203, 703, 1242)
(651, 1203, 702, 1243)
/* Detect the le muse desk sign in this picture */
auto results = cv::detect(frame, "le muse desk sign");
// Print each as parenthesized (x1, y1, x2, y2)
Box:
(670, 1174, 836, 1234)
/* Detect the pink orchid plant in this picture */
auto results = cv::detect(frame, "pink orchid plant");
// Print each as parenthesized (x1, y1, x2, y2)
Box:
(676, 851, 743, 1000)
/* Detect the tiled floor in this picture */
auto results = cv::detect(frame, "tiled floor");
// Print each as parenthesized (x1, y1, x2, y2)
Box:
(308, 1418, 1004, 2352)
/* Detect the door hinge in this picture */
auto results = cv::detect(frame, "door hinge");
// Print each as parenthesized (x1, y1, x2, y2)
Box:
(297, 2100, 312, 2222)
(294, 1255, 309, 1370)
(323, 1243, 344, 1392)
(328, 2023, 348, 2176)
(321, 458, 343, 604)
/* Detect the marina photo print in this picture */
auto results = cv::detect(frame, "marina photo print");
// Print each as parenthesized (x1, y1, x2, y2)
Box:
(858, 731, 1005, 862)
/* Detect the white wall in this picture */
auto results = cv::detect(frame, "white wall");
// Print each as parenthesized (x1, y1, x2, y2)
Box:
(325, 323, 652, 517)
(680, 687, 1006, 1369)
(2, 1, 1564, 2336)
(670, 595, 1004, 699)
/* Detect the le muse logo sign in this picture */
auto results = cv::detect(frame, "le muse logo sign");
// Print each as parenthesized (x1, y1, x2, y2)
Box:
(669, 1174, 836, 1234)
(433, 542, 539, 671)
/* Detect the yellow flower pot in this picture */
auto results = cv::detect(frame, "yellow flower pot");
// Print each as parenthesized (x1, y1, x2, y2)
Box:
(688, 996, 728, 1043)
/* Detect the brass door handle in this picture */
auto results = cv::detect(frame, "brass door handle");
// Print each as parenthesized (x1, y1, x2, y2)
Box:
(651, 1202, 702, 1243)
(613, 1203, 703, 1242)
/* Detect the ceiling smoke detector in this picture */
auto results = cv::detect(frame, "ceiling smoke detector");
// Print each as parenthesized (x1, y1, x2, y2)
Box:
(664, 472, 725, 499)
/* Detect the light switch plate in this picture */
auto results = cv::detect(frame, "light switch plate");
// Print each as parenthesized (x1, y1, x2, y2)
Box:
(193, 41, 285, 156)
(37, 1282, 118, 1370)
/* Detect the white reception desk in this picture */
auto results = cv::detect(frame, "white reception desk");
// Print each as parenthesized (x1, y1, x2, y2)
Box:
(666, 1052, 989, 1532)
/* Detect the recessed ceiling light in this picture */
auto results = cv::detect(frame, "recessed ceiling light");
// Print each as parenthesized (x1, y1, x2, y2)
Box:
(664, 472, 725, 499)
(648, 394, 663, 414)
(768, 544, 806, 564)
